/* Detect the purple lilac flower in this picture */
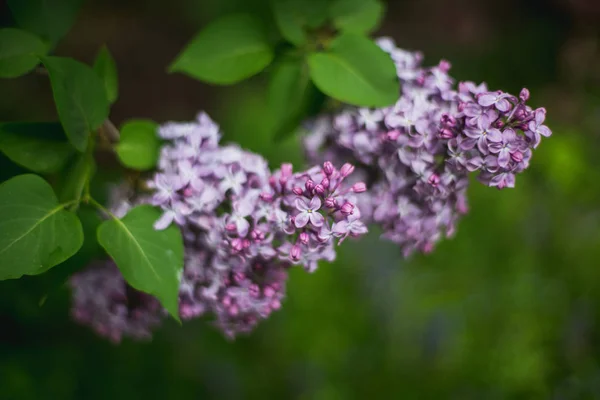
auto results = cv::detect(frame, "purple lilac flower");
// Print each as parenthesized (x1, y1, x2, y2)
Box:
(70, 112, 369, 341)
(69, 261, 165, 343)
(303, 37, 467, 257)
(441, 85, 551, 189)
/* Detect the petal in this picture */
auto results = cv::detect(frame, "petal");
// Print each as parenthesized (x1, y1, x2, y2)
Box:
(154, 210, 175, 230)
(460, 137, 477, 151)
(236, 218, 250, 237)
(495, 98, 511, 112)
(538, 125, 552, 137)
(477, 137, 490, 154)
(497, 149, 510, 168)
(309, 212, 324, 227)
(503, 128, 517, 142)
(294, 212, 309, 228)
(309, 196, 322, 211)
(466, 156, 483, 172)
(478, 93, 497, 107)
(294, 197, 309, 211)
(535, 108, 546, 125)
(463, 127, 482, 139)
(486, 129, 503, 143)
(332, 221, 348, 236)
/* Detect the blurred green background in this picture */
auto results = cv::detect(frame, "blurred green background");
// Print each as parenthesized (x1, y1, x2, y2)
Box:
(2, 0, 600, 398)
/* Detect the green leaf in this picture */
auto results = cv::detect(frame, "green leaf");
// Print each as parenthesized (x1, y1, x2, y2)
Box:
(268, 58, 316, 141)
(169, 14, 274, 85)
(0, 174, 83, 280)
(7, 0, 84, 45)
(271, 0, 333, 45)
(97, 205, 184, 321)
(329, 0, 385, 34)
(308, 33, 399, 107)
(0, 28, 48, 78)
(0, 122, 74, 173)
(58, 147, 96, 204)
(42, 56, 110, 152)
(115, 120, 160, 171)
(93, 45, 119, 104)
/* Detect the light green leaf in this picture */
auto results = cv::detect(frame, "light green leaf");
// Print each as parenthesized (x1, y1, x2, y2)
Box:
(115, 119, 160, 171)
(93, 45, 119, 104)
(0, 174, 83, 280)
(0, 122, 74, 173)
(0, 28, 47, 78)
(7, 0, 84, 45)
(42, 56, 110, 152)
(330, 0, 385, 34)
(308, 33, 399, 107)
(268, 58, 317, 141)
(97, 205, 184, 321)
(169, 14, 274, 85)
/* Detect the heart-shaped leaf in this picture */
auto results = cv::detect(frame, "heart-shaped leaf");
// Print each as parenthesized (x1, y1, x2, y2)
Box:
(308, 33, 399, 107)
(0, 122, 74, 173)
(0, 174, 83, 280)
(42, 56, 110, 152)
(169, 14, 274, 85)
(0, 28, 47, 78)
(97, 205, 184, 321)
(115, 119, 160, 171)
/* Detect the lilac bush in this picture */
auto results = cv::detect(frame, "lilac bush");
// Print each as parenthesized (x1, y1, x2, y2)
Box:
(303, 37, 551, 256)
(71, 112, 369, 340)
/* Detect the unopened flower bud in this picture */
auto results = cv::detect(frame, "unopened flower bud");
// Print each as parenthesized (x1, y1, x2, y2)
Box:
(292, 186, 303, 195)
(341, 202, 354, 215)
(325, 197, 337, 208)
(511, 150, 524, 163)
(323, 161, 334, 175)
(290, 245, 301, 261)
(225, 223, 236, 232)
(428, 174, 440, 187)
(386, 130, 401, 141)
(314, 184, 325, 196)
(439, 128, 454, 139)
(352, 182, 367, 193)
(340, 163, 355, 178)
(299, 232, 309, 244)
(519, 88, 530, 102)
(305, 179, 315, 191)
(260, 192, 273, 202)
(320, 177, 330, 188)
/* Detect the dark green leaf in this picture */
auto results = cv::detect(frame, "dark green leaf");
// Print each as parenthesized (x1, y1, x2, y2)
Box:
(268, 58, 316, 141)
(0, 174, 83, 280)
(97, 205, 184, 320)
(42, 56, 110, 152)
(7, 0, 84, 45)
(0, 122, 74, 173)
(271, 0, 333, 45)
(58, 146, 96, 204)
(169, 14, 274, 85)
(308, 33, 398, 107)
(93, 45, 119, 104)
(330, 0, 385, 34)
(115, 120, 160, 171)
(0, 28, 47, 78)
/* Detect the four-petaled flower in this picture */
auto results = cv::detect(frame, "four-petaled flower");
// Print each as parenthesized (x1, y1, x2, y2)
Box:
(294, 197, 324, 228)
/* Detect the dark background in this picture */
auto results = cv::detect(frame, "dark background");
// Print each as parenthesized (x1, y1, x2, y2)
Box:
(2, 0, 600, 398)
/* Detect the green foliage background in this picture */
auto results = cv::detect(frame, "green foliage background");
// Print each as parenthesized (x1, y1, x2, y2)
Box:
(1, 0, 600, 398)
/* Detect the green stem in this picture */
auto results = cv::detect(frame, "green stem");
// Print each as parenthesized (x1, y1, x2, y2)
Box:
(87, 196, 118, 220)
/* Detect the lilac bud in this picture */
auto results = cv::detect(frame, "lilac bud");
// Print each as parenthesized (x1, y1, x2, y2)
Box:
(225, 223, 236, 232)
(458, 102, 466, 112)
(299, 232, 309, 244)
(320, 177, 330, 189)
(428, 174, 440, 187)
(416, 75, 425, 85)
(234, 272, 245, 283)
(260, 192, 273, 202)
(222, 296, 232, 307)
(231, 238, 244, 252)
(340, 202, 354, 215)
(439, 128, 454, 139)
(386, 130, 401, 141)
(271, 299, 281, 310)
(183, 188, 193, 197)
(292, 186, 304, 196)
(229, 305, 239, 316)
(325, 197, 337, 208)
(290, 245, 301, 261)
(494, 120, 505, 129)
(439, 59, 451, 72)
(441, 114, 456, 127)
(314, 184, 325, 196)
(511, 150, 524, 163)
(340, 163, 355, 178)
(249, 284, 260, 298)
(323, 161, 334, 175)
(281, 163, 293, 177)
(519, 88, 530, 102)
(263, 286, 275, 298)
(351, 182, 367, 193)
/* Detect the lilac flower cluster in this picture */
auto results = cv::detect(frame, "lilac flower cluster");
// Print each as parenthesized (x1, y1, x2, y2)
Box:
(303, 37, 551, 256)
(69, 261, 165, 343)
(70, 112, 368, 341)
(304, 37, 467, 256)
(442, 83, 552, 189)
